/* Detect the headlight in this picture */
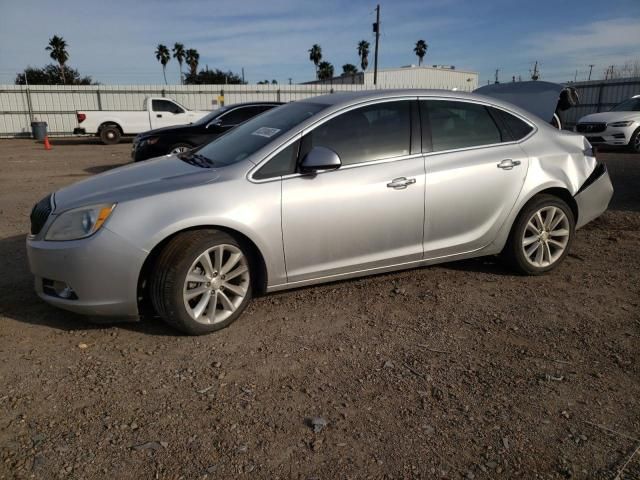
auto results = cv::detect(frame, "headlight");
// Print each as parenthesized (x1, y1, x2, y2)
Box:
(45, 204, 116, 241)
(608, 121, 634, 127)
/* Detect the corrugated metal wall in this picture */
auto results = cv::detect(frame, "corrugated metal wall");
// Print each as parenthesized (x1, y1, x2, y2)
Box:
(559, 77, 640, 127)
(4, 82, 480, 138)
(0, 84, 378, 137)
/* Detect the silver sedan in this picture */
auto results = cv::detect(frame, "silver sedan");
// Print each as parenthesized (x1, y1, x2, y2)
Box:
(27, 90, 614, 334)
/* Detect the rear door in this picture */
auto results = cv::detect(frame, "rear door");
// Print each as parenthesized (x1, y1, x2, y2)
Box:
(281, 99, 425, 283)
(421, 99, 531, 258)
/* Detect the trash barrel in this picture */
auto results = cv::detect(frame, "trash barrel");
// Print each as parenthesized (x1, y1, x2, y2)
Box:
(31, 121, 48, 141)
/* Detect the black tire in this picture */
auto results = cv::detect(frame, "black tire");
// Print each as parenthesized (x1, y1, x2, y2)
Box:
(99, 124, 121, 145)
(167, 143, 193, 155)
(629, 127, 640, 154)
(502, 194, 575, 275)
(150, 230, 253, 335)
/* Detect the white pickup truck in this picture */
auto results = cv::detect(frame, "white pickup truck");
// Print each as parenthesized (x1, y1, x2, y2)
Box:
(74, 97, 210, 144)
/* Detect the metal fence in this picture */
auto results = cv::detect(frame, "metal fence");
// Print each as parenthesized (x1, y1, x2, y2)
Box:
(559, 77, 640, 127)
(0, 82, 475, 138)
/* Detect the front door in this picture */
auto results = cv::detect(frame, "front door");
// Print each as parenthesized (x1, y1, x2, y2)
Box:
(281, 99, 425, 283)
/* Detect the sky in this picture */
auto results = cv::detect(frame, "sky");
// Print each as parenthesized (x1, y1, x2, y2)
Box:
(1, 0, 639, 85)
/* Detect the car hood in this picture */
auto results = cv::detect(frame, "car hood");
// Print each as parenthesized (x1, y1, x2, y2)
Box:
(578, 111, 640, 123)
(53, 155, 218, 212)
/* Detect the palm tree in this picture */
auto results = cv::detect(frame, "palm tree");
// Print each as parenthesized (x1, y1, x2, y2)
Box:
(185, 48, 200, 76)
(172, 43, 186, 84)
(308, 44, 322, 79)
(342, 64, 358, 76)
(317, 61, 334, 81)
(414, 40, 428, 66)
(45, 35, 69, 84)
(155, 44, 171, 84)
(357, 40, 370, 71)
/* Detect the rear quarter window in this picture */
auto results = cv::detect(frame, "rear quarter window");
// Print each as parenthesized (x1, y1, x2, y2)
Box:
(489, 107, 534, 141)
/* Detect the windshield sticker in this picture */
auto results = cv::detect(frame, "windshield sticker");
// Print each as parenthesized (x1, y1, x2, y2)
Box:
(252, 127, 281, 138)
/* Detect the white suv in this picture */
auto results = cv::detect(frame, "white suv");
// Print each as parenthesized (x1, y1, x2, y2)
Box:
(575, 95, 640, 153)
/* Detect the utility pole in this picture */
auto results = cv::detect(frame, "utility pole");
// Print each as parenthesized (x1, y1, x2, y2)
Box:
(531, 61, 539, 81)
(373, 4, 380, 86)
(241, 67, 245, 83)
(588, 64, 594, 81)
(494, 68, 500, 84)
(288, 78, 292, 85)
(574, 70, 578, 82)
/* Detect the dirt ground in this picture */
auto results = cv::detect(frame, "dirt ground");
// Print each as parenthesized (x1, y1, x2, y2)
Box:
(0, 138, 638, 479)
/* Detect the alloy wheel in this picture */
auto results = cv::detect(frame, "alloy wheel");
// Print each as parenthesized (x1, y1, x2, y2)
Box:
(521, 206, 570, 268)
(182, 244, 250, 325)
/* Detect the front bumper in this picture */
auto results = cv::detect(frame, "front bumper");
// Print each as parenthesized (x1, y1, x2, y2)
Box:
(26, 227, 147, 318)
(577, 124, 635, 147)
(131, 139, 164, 162)
(574, 163, 614, 229)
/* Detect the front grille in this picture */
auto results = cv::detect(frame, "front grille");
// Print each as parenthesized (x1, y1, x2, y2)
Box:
(576, 123, 606, 134)
(30, 194, 52, 235)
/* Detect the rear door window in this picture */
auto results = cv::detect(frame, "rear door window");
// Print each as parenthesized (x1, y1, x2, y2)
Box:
(422, 100, 502, 152)
(221, 106, 267, 126)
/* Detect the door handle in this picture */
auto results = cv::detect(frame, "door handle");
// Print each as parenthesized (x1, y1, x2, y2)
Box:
(156, 114, 162, 118)
(497, 159, 521, 170)
(387, 177, 417, 189)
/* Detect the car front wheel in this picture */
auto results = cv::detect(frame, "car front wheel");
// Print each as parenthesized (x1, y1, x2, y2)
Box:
(503, 194, 575, 275)
(150, 230, 252, 335)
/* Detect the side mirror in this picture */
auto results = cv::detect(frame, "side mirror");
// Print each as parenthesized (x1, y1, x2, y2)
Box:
(206, 119, 223, 129)
(299, 146, 341, 174)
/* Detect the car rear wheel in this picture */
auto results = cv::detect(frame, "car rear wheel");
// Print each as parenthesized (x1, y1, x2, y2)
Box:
(168, 143, 193, 155)
(150, 230, 252, 335)
(99, 125, 121, 145)
(503, 194, 575, 275)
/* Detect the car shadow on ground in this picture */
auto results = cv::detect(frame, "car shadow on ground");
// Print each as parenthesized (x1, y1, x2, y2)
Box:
(43, 137, 133, 146)
(0, 234, 179, 336)
(84, 163, 126, 174)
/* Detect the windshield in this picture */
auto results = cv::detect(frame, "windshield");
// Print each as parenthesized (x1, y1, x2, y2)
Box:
(193, 106, 232, 125)
(185, 102, 327, 166)
(611, 97, 640, 112)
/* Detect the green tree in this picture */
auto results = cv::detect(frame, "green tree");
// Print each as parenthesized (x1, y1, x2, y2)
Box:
(185, 48, 200, 76)
(414, 40, 428, 66)
(308, 44, 322, 79)
(155, 44, 171, 84)
(184, 68, 244, 85)
(341, 63, 358, 76)
(318, 61, 334, 81)
(16, 64, 95, 85)
(45, 35, 69, 84)
(172, 43, 186, 84)
(357, 40, 370, 71)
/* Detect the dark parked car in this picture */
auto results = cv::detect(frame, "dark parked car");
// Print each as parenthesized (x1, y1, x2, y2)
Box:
(131, 102, 282, 161)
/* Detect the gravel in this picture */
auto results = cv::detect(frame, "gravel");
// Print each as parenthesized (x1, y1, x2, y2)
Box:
(0, 139, 638, 478)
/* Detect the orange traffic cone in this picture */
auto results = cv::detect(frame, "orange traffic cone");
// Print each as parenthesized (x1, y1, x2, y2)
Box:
(44, 136, 52, 150)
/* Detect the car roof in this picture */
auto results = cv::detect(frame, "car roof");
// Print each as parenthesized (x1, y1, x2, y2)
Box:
(227, 101, 283, 107)
(301, 89, 546, 125)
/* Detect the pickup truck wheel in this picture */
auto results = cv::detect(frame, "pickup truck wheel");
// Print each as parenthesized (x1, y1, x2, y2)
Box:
(99, 125, 121, 145)
(150, 230, 253, 335)
(168, 143, 193, 155)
